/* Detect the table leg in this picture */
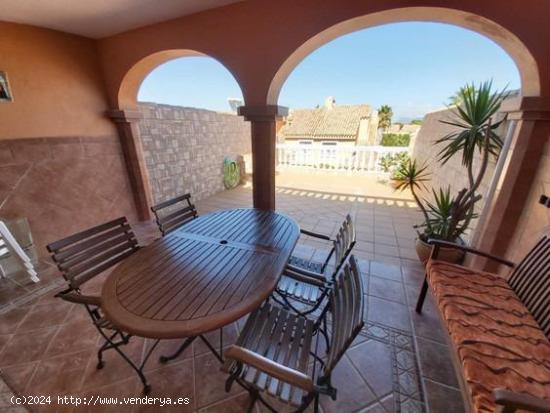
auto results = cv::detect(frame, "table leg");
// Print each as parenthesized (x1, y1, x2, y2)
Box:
(199, 335, 224, 363)
(159, 336, 196, 363)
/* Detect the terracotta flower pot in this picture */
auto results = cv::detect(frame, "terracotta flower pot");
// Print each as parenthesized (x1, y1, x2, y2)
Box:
(415, 237, 465, 265)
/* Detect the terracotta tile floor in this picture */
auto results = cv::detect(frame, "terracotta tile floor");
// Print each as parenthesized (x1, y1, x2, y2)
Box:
(0, 186, 465, 412)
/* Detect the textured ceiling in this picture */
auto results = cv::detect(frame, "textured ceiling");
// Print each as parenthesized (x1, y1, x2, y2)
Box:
(0, 0, 243, 38)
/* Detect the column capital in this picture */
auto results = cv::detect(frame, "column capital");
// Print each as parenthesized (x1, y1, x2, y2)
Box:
(106, 109, 143, 123)
(238, 105, 288, 122)
(500, 96, 550, 121)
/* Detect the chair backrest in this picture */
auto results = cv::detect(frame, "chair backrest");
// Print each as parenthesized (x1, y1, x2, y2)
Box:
(324, 255, 364, 376)
(150, 193, 198, 236)
(507, 235, 550, 338)
(331, 214, 356, 276)
(46, 217, 139, 289)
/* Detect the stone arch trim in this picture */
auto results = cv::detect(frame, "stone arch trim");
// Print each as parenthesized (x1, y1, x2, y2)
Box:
(117, 49, 244, 109)
(267, 7, 540, 105)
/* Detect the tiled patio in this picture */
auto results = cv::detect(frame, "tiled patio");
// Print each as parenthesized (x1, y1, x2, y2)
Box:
(0, 186, 465, 413)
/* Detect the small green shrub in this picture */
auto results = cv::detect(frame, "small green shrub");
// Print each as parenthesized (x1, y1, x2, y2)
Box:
(378, 152, 410, 174)
(380, 133, 411, 147)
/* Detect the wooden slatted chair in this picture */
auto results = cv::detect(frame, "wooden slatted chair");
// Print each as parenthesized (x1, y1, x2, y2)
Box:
(416, 236, 550, 412)
(274, 214, 356, 316)
(47, 217, 159, 394)
(224, 255, 364, 413)
(150, 193, 198, 236)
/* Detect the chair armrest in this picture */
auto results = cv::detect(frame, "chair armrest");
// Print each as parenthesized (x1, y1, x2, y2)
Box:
(284, 267, 327, 287)
(55, 289, 101, 306)
(493, 388, 550, 412)
(300, 228, 331, 241)
(225, 345, 315, 392)
(428, 239, 515, 268)
(286, 264, 327, 282)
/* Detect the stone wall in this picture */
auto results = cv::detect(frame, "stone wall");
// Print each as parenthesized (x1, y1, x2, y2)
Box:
(0, 136, 138, 257)
(138, 103, 251, 204)
(412, 107, 505, 201)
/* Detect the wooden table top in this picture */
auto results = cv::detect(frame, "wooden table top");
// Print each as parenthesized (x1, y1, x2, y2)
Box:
(101, 208, 300, 339)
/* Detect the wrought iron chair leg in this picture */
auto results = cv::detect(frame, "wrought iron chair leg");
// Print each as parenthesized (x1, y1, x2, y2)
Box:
(415, 277, 429, 313)
(96, 331, 118, 369)
(314, 394, 320, 413)
(293, 393, 315, 413)
(256, 392, 278, 413)
(247, 389, 259, 413)
(96, 327, 153, 394)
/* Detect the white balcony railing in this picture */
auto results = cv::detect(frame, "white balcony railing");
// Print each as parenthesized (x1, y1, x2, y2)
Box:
(276, 144, 409, 173)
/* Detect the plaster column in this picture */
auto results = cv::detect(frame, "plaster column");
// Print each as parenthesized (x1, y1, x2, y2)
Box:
(107, 109, 153, 221)
(238, 105, 288, 210)
(474, 97, 550, 270)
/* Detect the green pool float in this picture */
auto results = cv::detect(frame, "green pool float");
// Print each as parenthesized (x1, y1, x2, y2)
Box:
(223, 158, 241, 189)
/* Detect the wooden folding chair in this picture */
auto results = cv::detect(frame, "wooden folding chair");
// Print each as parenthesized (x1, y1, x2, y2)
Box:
(47, 217, 159, 393)
(224, 255, 365, 413)
(150, 193, 198, 236)
(274, 214, 356, 316)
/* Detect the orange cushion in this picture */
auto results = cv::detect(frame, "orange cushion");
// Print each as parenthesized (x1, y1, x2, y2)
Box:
(427, 259, 550, 413)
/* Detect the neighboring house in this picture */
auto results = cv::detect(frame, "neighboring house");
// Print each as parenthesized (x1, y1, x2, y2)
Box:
(278, 97, 379, 146)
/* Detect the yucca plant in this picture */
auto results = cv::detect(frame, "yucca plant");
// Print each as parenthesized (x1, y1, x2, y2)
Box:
(413, 187, 479, 241)
(438, 80, 508, 189)
(400, 81, 507, 244)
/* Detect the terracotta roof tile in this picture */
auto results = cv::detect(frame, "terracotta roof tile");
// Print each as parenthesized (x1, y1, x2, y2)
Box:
(280, 104, 371, 141)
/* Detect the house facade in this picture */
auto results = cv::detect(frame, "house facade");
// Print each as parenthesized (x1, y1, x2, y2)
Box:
(278, 97, 379, 146)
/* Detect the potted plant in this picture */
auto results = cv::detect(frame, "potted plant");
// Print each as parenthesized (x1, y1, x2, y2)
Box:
(393, 81, 508, 263)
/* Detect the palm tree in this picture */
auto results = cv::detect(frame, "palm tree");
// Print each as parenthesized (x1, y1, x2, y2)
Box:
(377, 105, 393, 134)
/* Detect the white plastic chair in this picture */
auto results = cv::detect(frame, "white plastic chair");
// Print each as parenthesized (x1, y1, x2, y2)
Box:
(0, 220, 39, 283)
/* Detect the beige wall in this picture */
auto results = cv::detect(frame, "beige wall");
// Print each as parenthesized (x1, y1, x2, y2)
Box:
(506, 138, 550, 262)
(0, 22, 138, 257)
(0, 22, 116, 139)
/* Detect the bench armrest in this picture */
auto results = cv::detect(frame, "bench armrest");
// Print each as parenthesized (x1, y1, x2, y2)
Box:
(55, 289, 101, 306)
(225, 345, 315, 392)
(300, 228, 332, 241)
(494, 388, 550, 412)
(428, 239, 515, 268)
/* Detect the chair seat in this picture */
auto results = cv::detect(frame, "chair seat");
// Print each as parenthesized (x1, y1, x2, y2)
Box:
(224, 303, 315, 406)
(277, 274, 323, 304)
(288, 256, 324, 274)
(427, 260, 550, 413)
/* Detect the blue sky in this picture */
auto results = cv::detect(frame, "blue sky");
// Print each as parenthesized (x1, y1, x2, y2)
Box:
(138, 22, 520, 122)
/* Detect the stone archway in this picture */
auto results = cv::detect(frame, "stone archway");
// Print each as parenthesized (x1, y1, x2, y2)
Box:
(265, 7, 543, 263)
(112, 50, 247, 220)
(267, 7, 540, 105)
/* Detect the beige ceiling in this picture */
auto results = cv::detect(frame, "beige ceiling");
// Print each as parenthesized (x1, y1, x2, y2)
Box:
(0, 0, 243, 38)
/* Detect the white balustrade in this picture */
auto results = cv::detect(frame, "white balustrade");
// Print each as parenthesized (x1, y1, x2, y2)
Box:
(275, 144, 409, 173)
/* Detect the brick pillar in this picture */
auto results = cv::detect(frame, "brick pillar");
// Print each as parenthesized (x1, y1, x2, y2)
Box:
(238, 105, 288, 210)
(107, 109, 153, 221)
(474, 97, 550, 270)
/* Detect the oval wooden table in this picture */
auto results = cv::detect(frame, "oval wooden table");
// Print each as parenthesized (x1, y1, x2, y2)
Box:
(101, 208, 300, 365)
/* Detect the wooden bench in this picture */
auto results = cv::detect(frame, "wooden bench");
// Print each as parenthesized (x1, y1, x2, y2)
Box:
(416, 237, 550, 413)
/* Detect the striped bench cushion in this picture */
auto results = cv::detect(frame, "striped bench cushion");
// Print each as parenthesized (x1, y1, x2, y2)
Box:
(427, 260, 550, 413)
